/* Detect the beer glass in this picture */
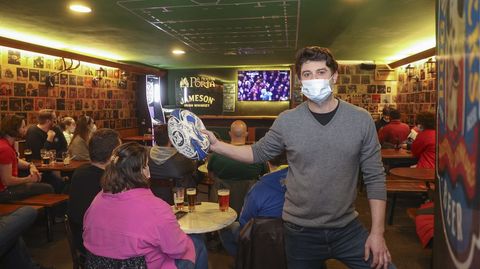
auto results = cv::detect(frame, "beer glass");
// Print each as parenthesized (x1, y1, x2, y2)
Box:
(173, 187, 185, 211)
(49, 150, 56, 165)
(218, 189, 230, 212)
(24, 149, 32, 162)
(40, 149, 50, 166)
(62, 152, 71, 166)
(187, 188, 197, 212)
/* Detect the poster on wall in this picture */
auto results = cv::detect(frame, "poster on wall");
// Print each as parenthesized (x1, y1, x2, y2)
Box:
(436, 0, 480, 268)
(175, 76, 223, 115)
(223, 83, 235, 112)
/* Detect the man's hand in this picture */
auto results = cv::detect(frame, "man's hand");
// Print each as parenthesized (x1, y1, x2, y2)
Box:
(201, 129, 219, 152)
(47, 130, 56, 142)
(364, 233, 391, 269)
(25, 174, 40, 183)
(29, 164, 41, 181)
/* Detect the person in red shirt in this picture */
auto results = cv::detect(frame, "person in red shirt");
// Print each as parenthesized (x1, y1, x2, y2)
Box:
(378, 109, 410, 148)
(0, 115, 53, 203)
(411, 112, 436, 168)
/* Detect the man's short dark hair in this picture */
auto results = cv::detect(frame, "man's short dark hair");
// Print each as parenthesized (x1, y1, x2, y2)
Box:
(0, 114, 24, 138)
(382, 107, 391, 116)
(416, 112, 436, 130)
(269, 151, 287, 167)
(389, 109, 401, 120)
(153, 124, 169, 146)
(38, 109, 55, 124)
(89, 128, 120, 163)
(295, 46, 339, 79)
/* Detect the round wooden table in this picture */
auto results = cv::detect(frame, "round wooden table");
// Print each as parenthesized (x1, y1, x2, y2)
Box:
(33, 160, 89, 172)
(389, 167, 435, 182)
(174, 202, 237, 234)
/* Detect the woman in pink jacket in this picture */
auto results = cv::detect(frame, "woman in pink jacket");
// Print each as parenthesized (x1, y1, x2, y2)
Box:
(83, 142, 207, 269)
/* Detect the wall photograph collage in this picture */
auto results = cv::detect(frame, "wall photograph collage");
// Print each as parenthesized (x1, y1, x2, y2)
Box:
(0, 47, 138, 130)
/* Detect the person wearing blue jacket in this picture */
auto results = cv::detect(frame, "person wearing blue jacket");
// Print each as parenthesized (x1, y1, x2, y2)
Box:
(219, 152, 288, 256)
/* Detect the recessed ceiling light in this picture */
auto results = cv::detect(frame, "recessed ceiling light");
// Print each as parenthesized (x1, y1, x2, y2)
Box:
(172, 49, 186, 55)
(69, 4, 92, 13)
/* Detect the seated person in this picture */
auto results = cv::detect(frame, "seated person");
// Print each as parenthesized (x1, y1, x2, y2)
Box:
(69, 115, 96, 161)
(0, 115, 53, 203)
(208, 120, 268, 214)
(60, 117, 76, 146)
(375, 106, 391, 132)
(378, 108, 410, 148)
(83, 142, 207, 269)
(149, 124, 196, 203)
(220, 152, 288, 256)
(25, 109, 66, 193)
(0, 206, 53, 269)
(26, 109, 67, 160)
(68, 128, 121, 254)
(411, 112, 436, 168)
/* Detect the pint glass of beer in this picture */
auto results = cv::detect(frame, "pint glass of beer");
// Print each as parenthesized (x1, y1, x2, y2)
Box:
(40, 149, 50, 166)
(187, 188, 197, 212)
(218, 189, 230, 212)
(173, 187, 185, 211)
(24, 149, 32, 162)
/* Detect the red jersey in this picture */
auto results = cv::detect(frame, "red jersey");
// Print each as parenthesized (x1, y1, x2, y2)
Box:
(0, 138, 18, 191)
(411, 129, 436, 168)
(378, 120, 410, 146)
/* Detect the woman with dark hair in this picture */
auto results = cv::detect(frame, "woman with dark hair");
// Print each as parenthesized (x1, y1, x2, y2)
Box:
(83, 142, 207, 269)
(411, 112, 436, 168)
(68, 115, 96, 160)
(0, 115, 53, 202)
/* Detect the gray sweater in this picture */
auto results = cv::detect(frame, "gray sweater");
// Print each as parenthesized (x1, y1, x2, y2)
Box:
(252, 100, 386, 228)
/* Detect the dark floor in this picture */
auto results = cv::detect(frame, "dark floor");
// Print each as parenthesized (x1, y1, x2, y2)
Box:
(23, 187, 432, 269)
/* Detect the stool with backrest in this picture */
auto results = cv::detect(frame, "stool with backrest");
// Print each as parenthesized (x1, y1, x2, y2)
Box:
(236, 217, 286, 269)
(85, 251, 147, 269)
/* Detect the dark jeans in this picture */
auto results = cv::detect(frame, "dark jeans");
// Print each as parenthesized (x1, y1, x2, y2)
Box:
(283, 218, 396, 269)
(0, 183, 53, 203)
(0, 206, 39, 269)
(175, 234, 208, 269)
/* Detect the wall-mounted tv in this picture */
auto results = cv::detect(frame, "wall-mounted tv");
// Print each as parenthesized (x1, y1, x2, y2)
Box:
(237, 70, 291, 101)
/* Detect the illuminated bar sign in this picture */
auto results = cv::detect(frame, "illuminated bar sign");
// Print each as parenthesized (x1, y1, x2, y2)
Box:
(175, 76, 223, 115)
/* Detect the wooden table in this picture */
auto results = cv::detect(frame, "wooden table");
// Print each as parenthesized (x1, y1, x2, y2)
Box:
(389, 167, 435, 182)
(0, 204, 44, 216)
(174, 202, 237, 234)
(381, 148, 414, 159)
(33, 160, 89, 172)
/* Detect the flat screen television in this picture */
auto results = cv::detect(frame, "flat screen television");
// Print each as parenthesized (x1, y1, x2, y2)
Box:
(237, 70, 291, 101)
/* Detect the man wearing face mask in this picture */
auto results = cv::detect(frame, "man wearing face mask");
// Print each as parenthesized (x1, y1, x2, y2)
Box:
(202, 47, 394, 269)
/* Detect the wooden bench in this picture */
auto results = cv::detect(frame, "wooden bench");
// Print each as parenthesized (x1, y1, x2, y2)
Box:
(0, 204, 44, 216)
(12, 194, 69, 242)
(386, 180, 428, 225)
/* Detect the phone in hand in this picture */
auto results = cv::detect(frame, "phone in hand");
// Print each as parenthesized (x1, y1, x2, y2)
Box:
(175, 211, 188, 220)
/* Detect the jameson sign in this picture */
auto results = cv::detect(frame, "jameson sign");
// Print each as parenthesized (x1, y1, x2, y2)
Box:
(175, 76, 223, 115)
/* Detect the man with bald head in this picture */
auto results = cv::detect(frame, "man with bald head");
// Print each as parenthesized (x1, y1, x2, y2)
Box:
(207, 120, 268, 215)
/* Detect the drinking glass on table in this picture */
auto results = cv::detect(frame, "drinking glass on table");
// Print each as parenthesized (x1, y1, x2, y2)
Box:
(187, 188, 197, 212)
(173, 187, 185, 211)
(48, 150, 56, 165)
(62, 152, 71, 166)
(217, 189, 230, 212)
(40, 149, 50, 166)
(24, 148, 32, 162)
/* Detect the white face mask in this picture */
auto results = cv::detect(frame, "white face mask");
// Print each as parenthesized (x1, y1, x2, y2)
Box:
(301, 76, 333, 104)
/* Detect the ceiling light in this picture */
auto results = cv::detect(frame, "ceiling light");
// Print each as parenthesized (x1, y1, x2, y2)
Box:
(172, 49, 186, 55)
(69, 4, 92, 13)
